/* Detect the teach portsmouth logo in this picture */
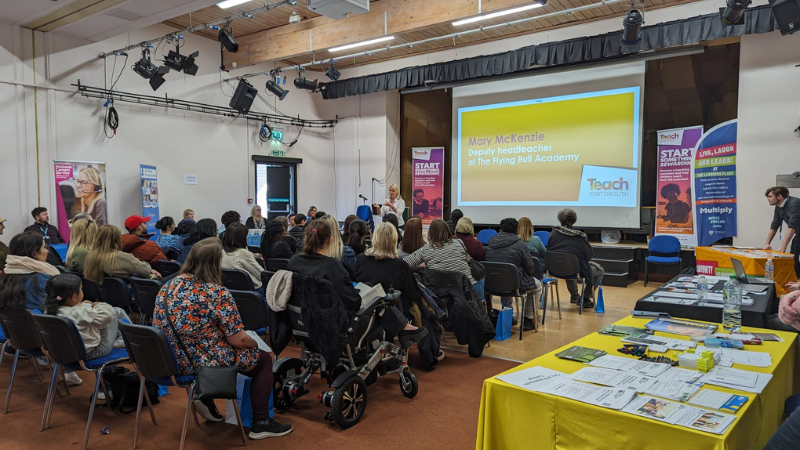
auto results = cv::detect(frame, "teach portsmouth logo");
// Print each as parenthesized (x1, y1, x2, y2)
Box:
(658, 129, 684, 146)
(413, 148, 431, 160)
(578, 165, 637, 207)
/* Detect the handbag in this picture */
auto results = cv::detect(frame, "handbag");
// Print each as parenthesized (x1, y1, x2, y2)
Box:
(457, 239, 486, 280)
(164, 280, 239, 401)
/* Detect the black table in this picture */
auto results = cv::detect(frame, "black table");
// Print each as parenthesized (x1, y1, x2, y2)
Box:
(634, 275, 776, 328)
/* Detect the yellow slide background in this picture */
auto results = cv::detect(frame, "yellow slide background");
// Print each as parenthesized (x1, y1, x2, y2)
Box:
(460, 92, 635, 202)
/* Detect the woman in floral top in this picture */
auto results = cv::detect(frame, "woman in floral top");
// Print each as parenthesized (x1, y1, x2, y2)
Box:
(153, 239, 292, 440)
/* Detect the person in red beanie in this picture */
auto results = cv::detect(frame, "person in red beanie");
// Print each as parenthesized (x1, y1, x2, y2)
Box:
(120, 215, 166, 268)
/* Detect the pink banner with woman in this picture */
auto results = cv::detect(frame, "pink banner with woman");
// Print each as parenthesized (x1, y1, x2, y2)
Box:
(53, 161, 108, 241)
(411, 147, 445, 227)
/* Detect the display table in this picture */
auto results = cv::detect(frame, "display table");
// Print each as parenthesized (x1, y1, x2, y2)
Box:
(476, 316, 797, 450)
(695, 246, 796, 296)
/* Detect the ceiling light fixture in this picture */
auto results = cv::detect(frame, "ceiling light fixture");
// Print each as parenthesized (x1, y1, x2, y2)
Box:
(720, 0, 751, 25)
(132, 48, 170, 91)
(217, 0, 253, 9)
(164, 46, 200, 76)
(266, 70, 289, 100)
(218, 28, 239, 53)
(621, 9, 644, 45)
(328, 36, 394, 52)
(452, 0, 547, 26)
(325, 62, 341, 81)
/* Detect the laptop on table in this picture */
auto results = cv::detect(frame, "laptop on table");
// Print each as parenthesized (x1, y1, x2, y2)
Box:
(730, 257, 773, 292)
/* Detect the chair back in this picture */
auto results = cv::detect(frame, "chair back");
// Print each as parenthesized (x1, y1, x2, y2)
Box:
(222, 269, 256, 291)
(529, 253, 544, 280)
(260, 271, 276, 290)
(156, 260, 182, 278)
(534, 230, 550, 247)
(0, 307, 43, 351)
(265, 258, 290, 271)
(545, 252, 581, 280)
(230, 290, 269, 331)
(164, 248, 180, 261)
(129, 277, 162, 319)
(482, 261, 521, 296)
(476, 229, 498, 245)
(97, 277, 133, 310)
(82, 278, 101, 301)
(118, 322, 179, 381)
(648, 235, 681, 256)
(356, 205, 371, 222)
(247, 246, 261, 254)
(31, 314, 87, 365)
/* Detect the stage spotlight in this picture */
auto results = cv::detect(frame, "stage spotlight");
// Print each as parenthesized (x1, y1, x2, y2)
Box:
(149, 66, 170, 91)
(294, 77, 318, 92)
(621, 9, 644, 45)
(165, 48, 200, 75)
(218, 28, 239, 53)
(266, 78, 289, 100)
(325, 62, 341, 81)
(133, 54, 159, 79)
(720, 0, 751, 25)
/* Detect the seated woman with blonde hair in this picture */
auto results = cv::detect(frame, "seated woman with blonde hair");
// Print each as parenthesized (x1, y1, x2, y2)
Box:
(84, 225, 159, 284)
(66, 217, 97, 272)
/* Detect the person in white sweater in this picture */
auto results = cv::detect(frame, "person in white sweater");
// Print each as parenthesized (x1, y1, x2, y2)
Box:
(45, 274, 129, 359)
(221, 223, 265, 291)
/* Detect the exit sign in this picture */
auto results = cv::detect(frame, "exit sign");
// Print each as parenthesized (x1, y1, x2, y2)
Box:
(272, 130, 283, 140)
(271, 150, 285, 157)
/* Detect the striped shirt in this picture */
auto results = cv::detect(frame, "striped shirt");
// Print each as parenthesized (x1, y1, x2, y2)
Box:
(403, 240, 476, 285)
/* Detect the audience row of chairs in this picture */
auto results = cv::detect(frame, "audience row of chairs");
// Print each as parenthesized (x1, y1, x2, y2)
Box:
(475, 229, 551, 246)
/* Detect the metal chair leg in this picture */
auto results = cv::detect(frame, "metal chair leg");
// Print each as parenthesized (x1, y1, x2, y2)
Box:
(40, 365, 60, 431)
(29, 355, 44, 382)
(0, 341, 7, 366)
(541, 284, 548, 326)
(578, 279, 586, 316)
(4, 349, 20, 414)
(644, 261, 649, 287)
(180, 386, 195, 450)
(231, 399, 248, 446)
(555, 282, 562, 320)
(518, 295, 525, 341)
(82, 371, 102, 450)
(530, 291, 539, 332)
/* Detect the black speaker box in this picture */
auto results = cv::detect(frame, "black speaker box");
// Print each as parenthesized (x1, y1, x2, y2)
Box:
(770, 0, 800, 35)
(229, 80, 257, 113)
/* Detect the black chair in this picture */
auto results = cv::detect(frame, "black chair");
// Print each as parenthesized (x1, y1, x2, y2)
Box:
(164, 248, 180, 261)
(118, 322, 247, 450)
(260, 270, 276, 290)
(82, 278, 101, 301)
(0, 307, 48, 414)
(248, 246, 261, 254)
(482, 261, 538, 339)
(530, 252, 561, 325)
(222, 269, 257, 291)
(265, 258, 290, 271)
(156, 260, 182, 278)
(129, 278, 163, 320)
(97, 277, 133, 311)
(32, 314, 129, 448)
(230, 289, 269, 333)
(545, 252, 589, 315)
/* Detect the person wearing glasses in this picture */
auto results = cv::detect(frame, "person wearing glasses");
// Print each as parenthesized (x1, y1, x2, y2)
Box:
(75, 166, 107, 226)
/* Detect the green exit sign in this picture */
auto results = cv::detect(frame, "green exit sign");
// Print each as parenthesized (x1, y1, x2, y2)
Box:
(271, 150, 285, 157)
(271, 130, 283, 140)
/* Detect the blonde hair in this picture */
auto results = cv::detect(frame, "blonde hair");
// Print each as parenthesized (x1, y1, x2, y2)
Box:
(78, 167, 105, 215)
(455, 217, 474, 235)
(84, 225, 122, 284)
(183, 209, 194, 220)
(518, 217, 534, 242)
(180, 239, 223, 286)
(388, 183, 402, 200)
(368, 222, 398, 260)
(251, 205, 262, 219)
(67, 219, 97, 261)
(320, 214, 343, 260)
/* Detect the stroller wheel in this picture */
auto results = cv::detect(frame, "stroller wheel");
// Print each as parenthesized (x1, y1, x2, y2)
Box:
(399, 368, 418, 399)
(273, 358, 305, 410)
(330, 375, 368, 428)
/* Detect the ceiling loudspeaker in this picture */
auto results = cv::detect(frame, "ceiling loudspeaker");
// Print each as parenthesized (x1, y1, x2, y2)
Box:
(769, 0, 800, 35)
(229, 79, 258, 113)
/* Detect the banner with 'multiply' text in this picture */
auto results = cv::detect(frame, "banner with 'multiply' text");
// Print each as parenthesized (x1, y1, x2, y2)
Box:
(656, 126, 703, 247)
(411, 147, 445, 227)
(692, 119, 738, 247)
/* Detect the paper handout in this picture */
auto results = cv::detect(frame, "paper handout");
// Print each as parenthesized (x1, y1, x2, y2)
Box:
(494, 366, 569, 393)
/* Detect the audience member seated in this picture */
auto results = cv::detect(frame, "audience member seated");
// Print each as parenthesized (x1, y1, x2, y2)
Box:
(289, 213, 307, 250)
(174, 219, 196, 251)
(177, 219, 218, 264)
(315, 211, 327, 220)
(446, 209, 464, 236)
(121, 215, 167, 267)
(273, 216, 297, 252)
(382, 213, 403, 243)
(321, 215, 356, 278)
(218, 210, 241, 238)
(485, 218, 543, 331)
(221, 223, 265, 291)
(399, 217, 425, 257)
(155, 216, 181, 257)
(260, 220, 294, 259)
(0, 217, 8, 272)
(403, 219, 482, 299)
(246, 205, 266, 230)
(0, 231, 59, 311)
(85, 225, 159, 284)
(287, 214, 296, 229)
(66, 217, 97, 273)
(346, 219, 370, 256)
(45, 274, 130, 359)
(342, 214, 358, 244)
(517, 216, 546, 266)
(306, 206, 317, 218)
(153, 239, 292, 439)
(454, 217, 485, 261)
(183, 209, 194, 221)
(24, 207, 65, 244)
(546, 208, 604, 308)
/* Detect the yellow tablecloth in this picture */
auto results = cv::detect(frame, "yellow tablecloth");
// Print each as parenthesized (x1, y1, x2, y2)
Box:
(476, 316, 797, 450)
(695, 246, 796, 296)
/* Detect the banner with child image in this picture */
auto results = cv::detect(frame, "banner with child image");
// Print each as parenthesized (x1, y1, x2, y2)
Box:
(54, 161, 108, 242)
(140, 165, 160, 235)
(411, 147, 445, 227)
(655, 126, 703, 247)
(692, 119, 738, 247)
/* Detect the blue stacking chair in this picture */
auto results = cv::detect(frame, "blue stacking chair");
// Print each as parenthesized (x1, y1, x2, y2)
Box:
(129, 277, 163, 320)
(644, 235, 682, 287)
(0, 307, 49, 414)
(97, 277, 134, 311)
(476, 229, 497, 245)
(31, 314, 129, 448)
(222, 269, 257, 291)
(534, 230, 550, 247)
(231, 289, 270, 335)
(118, 322, 247, 450)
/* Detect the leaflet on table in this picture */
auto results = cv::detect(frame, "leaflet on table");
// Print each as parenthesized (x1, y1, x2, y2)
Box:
(587, 355, 671, 377)
(538, 379, 638, 410)
(700, 366, 772, 394)
(570, 367, 656, 392)
(623, 396, 736, 435)
(643, 379, 700, 402)
(751, 333, 783, 342)
(687, 389, 749, 413)
(622, 333, 696, 350)
(695, 345, 772, 368)
(652, 291, 754, 307)
(645, 318, 719, 336)
(555, 346, 607, 363)
(494, 366, 570, 393)
(658, 367, 705, 385)
(597, 325, 654, 337)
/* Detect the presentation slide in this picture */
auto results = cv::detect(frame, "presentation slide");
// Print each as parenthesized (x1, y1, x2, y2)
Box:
(451, 62, 645, 228)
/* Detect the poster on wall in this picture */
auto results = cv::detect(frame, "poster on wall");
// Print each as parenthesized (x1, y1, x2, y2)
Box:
(655, 126, 703, 247)
(692, 119, 738, 248)
(140, 165, 160, 235)
(53, 161, 108, 242)
(411, 147, 445, 226)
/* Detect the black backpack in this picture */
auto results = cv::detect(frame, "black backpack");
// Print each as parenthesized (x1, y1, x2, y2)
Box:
(102, 366, 160, 413)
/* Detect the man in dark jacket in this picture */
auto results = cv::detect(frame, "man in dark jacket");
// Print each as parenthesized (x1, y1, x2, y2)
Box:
(546, 208, 604, 308)
(289, 213, 307, 251)
(24, 207, 66, 243)
(485, 218, 543, 331)
(121, 215, 167, 268)
(446, 209, 464, 235)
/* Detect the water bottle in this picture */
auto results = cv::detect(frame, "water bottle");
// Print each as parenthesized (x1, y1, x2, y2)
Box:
(722, 275, 742, 332)
(765, 258, 774, 282)
(697, 275, 708, 306)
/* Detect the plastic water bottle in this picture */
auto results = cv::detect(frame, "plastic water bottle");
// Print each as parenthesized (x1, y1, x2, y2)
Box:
(697, 275, 708, 306)
(765, 258, 774, 282)
(722, 275, 742, 332)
